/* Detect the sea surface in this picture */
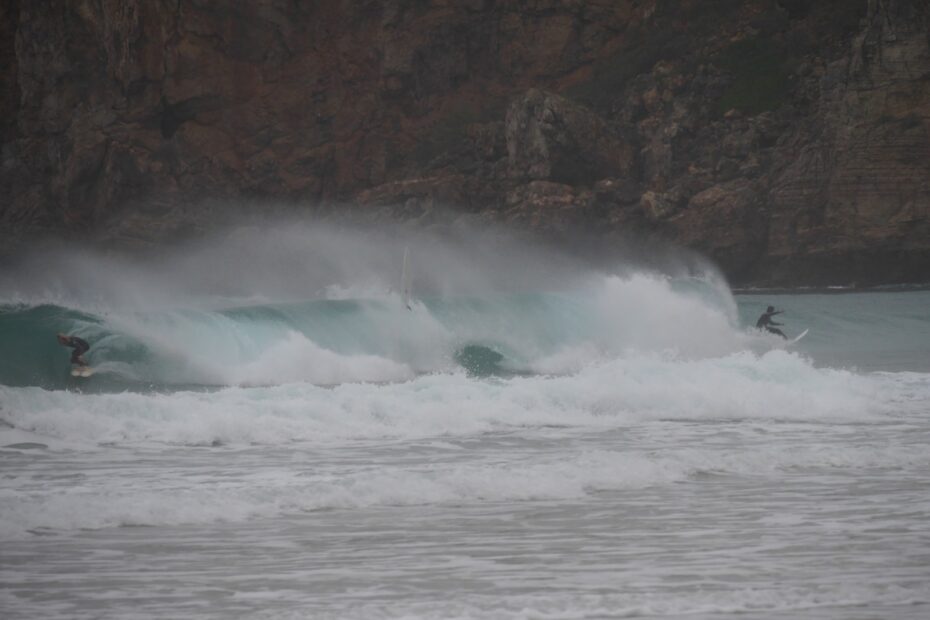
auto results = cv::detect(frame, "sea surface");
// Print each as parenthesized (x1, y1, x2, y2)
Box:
(1, 235, 928, 619)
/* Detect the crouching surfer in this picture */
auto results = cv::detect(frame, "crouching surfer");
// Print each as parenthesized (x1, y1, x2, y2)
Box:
(755, 306, 787, 339)
(57, 333, 90, 367)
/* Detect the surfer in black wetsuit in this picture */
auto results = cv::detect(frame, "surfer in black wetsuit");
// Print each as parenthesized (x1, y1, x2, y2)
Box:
(756, 306, 787, 339)
(57, 333, 90, 366)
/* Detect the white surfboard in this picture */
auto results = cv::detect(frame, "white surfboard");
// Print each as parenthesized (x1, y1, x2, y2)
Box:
(401, 246, 412, 310)
(71, 366, 95, 378)
(787, 328, 809, 345)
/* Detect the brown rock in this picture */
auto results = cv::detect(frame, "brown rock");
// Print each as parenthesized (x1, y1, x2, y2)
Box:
(640, 190, 679, 221)
(504, 181, 596, 231)
(668, 180, 767, 277)
(765, 0, 930, 284)
(505, 89, 635, 185)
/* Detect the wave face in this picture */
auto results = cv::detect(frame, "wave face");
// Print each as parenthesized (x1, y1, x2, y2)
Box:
(0, 222, 734, 389)
(0, 273, 746, 390)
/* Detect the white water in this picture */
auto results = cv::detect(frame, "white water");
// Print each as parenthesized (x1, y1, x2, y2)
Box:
(2, 226, 929, 619)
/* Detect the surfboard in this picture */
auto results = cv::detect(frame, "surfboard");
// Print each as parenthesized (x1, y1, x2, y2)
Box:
(401, 246, 412, 310)
(71, 366, 94, 378)
(787, 328, 809, 345)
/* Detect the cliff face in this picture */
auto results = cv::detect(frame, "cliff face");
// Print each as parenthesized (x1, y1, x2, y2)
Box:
(2, 0, 928, 286)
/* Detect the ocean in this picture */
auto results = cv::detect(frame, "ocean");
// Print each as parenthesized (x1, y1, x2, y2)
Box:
(1, 226, 928, 619)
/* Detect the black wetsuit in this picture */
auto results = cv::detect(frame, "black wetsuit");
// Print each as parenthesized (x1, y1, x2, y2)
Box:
(63, 336, 90, 365)
(756, 311, 786, 339)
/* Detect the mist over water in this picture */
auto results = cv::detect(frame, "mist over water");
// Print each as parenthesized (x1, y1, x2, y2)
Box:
(2, 219, 929, 619)
(0, 220, 746, 389)
(1, 220, 640, 307)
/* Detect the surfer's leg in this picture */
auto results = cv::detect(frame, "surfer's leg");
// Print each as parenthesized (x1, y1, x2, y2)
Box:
(765, 326, 782, 338)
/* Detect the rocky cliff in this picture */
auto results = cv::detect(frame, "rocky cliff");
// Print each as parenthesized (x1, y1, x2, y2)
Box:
(2, 0, 928, 286)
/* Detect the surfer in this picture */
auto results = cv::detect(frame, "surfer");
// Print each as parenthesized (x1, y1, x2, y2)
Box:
(755, 306, 787, 339)
(57, 333, 90, 366)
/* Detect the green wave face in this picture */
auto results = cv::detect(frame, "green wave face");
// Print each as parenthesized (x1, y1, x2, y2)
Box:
(0, 293, 598, 391)
(453, 344, 506, 377)
(3, 284, 930, 392)
(0, 274, 788, 392)
(0, 305, 102, 389)
(0, 225, 749, 391)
